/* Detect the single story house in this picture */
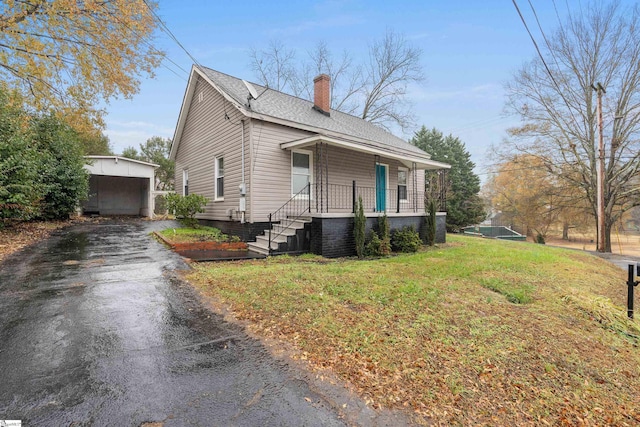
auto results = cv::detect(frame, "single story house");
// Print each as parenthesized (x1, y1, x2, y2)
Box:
(170, 65, 450, 257)
(82, 156, 158, 218)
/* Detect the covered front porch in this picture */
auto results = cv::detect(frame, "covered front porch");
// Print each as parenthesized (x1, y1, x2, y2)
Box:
(282, 134, 449, 214)
(247, 135, 450, 257)
(258, 179, 448, 257)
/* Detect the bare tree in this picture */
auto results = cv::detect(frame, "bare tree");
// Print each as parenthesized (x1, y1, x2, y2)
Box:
(249, 40, 295, 92)
(361, 31, 423, 132)
(504, 1, 640, 252)
(249, 30, 424, 132)
(289, 41, 363, 116)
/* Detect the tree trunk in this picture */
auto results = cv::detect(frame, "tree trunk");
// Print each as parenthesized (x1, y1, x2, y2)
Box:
(604, 222, 613, 253)
(562, 223, 569, 240)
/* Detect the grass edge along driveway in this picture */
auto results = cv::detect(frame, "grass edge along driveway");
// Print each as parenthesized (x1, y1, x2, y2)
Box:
(188, 235, 640, 426)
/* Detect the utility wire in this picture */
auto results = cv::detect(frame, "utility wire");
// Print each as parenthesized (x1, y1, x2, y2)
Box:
(97, 1, 188, 81)
(142, 0, 202, 68)
(528, 0, 563, 75)
(511, 0, 581, 127)
(479, 155, 640, 176)
(551, 0, 563, 26)
(447, 116, 512, 134)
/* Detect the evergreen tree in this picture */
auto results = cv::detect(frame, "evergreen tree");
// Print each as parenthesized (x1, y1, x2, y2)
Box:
(0, 90, 43, 223)
(0, 90, 89, 223)
(411, 126, 485, 231)
(32, 114, 89, 220)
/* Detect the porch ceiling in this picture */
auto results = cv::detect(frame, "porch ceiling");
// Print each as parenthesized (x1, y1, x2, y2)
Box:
(280, 135, 451, 170)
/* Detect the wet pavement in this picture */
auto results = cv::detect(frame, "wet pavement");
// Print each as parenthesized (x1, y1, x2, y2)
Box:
(0, 219, 350, 426)
(592, 251, 640, 272)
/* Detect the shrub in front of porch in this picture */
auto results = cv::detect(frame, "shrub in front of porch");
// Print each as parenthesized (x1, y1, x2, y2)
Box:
(364, 214, 391, 257)
(354, 196, 366, 258)
(421, 199, 437, 246)
(391, 225, 422, 253)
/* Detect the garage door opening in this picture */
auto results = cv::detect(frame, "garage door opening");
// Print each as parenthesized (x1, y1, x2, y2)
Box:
(82, 156, 158, 218)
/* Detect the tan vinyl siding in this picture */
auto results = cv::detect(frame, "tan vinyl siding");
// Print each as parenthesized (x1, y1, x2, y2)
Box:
(250, 130, 426, 218)
(319, 144, 426, 213)
(249, 121, 313, 221)
(174, 76, 249, 221)
(175, 78, 427, 223)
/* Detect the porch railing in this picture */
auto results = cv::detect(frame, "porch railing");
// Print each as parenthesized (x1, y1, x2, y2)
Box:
(266, 180, 446, 254)
(320, 181, 446, 213)
(268, 183, 311, 254)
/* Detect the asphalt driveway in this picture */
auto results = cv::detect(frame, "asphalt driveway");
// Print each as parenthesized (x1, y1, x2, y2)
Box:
(0, 219, 352, 426)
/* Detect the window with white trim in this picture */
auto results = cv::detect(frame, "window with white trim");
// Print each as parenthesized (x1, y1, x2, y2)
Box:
(291, 150, 312, 196)
(215, 156, 224, 200)
(183, 169, 189, 196)
(398, 168, 408, 201)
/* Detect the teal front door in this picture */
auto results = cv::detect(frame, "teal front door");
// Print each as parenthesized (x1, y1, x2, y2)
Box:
(375, 164, 387, 212)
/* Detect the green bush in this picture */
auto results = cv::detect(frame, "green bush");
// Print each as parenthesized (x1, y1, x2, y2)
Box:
(0, 96, 88, 223)
(353, 196, 366, 258)
(364, 230, 382, 257)
(364, 215, 391, 257)
(536, 233, 546, 244)
(165, 193, 209, 227)
(391, 225, 422, 253)
(33, 114, 89, 220)
(0, 135, 43, 223)
(377, 214, 391, 256)
(422, 199, 437, 246)
(378, 213, 390, 240)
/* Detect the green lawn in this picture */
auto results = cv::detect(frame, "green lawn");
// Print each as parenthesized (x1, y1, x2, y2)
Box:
(188, 235, 640, 425)
(158, 225, 238, 243)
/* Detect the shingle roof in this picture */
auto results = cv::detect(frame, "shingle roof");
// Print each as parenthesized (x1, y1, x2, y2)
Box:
(198, 66, 429, 157)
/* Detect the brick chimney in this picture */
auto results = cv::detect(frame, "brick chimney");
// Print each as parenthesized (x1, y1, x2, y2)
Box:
(313, 74, 330, 116)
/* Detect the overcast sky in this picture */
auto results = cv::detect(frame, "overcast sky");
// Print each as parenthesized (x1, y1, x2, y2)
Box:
(102, 0, 612, 177)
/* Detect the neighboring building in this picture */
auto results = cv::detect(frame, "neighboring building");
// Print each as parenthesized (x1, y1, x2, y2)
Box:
(82, 156, 158, 218)
(170, 65, 450, 256)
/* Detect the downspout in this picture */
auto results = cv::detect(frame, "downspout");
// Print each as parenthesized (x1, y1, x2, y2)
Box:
(248, 119, 254, 224)
(240, 119, 246, 224)
(412, 162, 417, 213)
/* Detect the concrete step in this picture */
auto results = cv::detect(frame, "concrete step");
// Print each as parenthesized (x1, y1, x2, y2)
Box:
(247, 238, 276, 255)
(288, 218, 311, 227)
(256, 234, 286, 246)
(247, 243, 270, 256)
(249, 216, 311, 256)
(270, 225, 299, 236)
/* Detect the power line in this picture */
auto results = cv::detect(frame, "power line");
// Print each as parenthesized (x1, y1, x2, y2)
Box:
(447, 116, 512, 134)
(477, 153, 640, 177)
(96, 2, 188, 81)
(528, 0, 562, 74)
(511, 0, 581, 127)
(142, 0, 202, 68)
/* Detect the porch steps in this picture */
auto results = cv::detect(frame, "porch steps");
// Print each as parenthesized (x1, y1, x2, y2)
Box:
(247, 217, 311, 256)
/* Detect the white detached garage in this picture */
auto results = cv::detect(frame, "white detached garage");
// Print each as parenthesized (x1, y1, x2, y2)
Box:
(82, 156, 158, 217)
